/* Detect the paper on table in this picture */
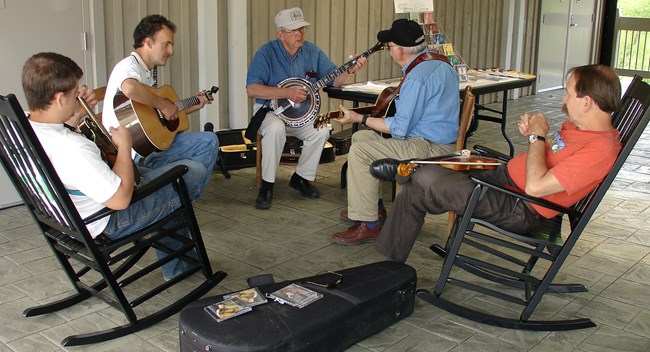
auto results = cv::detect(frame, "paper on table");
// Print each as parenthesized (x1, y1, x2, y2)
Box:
(341, 80, 399, 94)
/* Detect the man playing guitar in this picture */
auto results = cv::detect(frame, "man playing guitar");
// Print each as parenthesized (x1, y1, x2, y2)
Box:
(102, 14, 218, 200)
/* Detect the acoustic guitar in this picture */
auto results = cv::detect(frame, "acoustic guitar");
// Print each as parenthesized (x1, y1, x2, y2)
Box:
(313, 87, 397, 129)
(271, 42, 384, 128)
(113, 85, 218, 157)
(77, 96, 142, 185)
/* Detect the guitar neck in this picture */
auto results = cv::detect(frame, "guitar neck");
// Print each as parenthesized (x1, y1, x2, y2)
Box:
(175, 95, 201, 112)
(328, 106, 377, 120)
(313, 105, 378, 130)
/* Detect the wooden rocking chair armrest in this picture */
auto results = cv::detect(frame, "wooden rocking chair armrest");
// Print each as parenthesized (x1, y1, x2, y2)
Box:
(83, 165, 189, 225)
(470, 173, 582, 219)
(473, 144, 512, 163)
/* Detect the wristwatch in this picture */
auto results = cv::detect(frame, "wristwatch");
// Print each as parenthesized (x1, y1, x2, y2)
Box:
(361, 114, 369, 126)
(528, 134, 546, 144)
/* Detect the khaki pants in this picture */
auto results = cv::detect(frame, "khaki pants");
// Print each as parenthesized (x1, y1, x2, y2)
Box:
(256, 104, 330, 182)
(346, 130, 454, 221)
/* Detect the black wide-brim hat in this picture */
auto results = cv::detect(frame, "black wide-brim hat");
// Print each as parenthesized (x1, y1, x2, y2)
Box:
(377, 19, 425, 47)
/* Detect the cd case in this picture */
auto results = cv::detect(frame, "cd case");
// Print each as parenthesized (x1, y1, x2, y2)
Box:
(223, 287, 268, 308)
(204, 297, 252, 322)
(267, 283, 323, 308)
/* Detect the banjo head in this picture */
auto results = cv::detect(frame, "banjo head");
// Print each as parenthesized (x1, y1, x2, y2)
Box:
(272, 77, 321, 128)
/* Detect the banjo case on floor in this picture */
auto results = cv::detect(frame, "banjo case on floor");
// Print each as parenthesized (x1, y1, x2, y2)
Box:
(179, 261, 417, 352)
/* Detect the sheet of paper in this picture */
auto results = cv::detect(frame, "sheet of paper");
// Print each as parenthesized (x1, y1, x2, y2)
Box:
(394, 0, 434, 13)
(341, 80, 399, 94)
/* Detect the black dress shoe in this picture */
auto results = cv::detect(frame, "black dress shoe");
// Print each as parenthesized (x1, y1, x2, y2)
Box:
(369, 158, 400, 182)
(256, 186, 273, 209)
(289, 173, 320, 199)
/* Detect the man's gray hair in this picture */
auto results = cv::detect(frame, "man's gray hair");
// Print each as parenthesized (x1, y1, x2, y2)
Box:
(402, 40, 427, 55)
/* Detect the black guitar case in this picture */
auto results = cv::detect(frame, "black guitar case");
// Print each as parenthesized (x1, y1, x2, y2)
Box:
(281, 136, 336, 164)
(179, 261, 417, 352)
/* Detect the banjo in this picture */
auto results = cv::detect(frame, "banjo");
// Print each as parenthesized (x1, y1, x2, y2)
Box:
(271, 42, 384, 128)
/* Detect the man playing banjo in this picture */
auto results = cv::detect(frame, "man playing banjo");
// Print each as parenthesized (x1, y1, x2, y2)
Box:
(246, 7, 366, 209)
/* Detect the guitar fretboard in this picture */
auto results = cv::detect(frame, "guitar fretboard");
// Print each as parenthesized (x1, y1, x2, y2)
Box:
(175, 96, 200, 112)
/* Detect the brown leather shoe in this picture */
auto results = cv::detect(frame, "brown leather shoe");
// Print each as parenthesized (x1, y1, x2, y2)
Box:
(340, 208, 387, 223)
(332, 222, 382, 245)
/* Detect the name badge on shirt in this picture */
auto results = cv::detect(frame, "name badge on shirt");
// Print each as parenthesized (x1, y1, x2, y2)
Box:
(548, 131, 565, 153)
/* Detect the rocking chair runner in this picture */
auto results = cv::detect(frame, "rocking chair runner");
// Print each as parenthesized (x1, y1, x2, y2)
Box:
(418, 75, 650, 331)
(0, 93, 227, 346)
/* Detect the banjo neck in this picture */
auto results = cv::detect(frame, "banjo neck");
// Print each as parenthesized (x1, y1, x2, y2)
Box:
(311, 42, 384, 91)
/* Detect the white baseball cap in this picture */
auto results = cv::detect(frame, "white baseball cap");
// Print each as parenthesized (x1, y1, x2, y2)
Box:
(275, 7, 310, 30)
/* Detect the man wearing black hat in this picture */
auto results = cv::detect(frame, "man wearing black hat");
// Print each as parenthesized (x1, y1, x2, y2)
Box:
(332, 19, 460, 245)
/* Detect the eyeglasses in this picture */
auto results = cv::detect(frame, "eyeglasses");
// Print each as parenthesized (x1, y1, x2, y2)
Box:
(283, 27, 306, 35)
(384, 43, 397, 50)
(304, 271, 343, 289)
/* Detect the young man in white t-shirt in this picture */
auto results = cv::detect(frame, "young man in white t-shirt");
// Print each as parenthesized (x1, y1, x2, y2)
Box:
(23, 52, 204, 281)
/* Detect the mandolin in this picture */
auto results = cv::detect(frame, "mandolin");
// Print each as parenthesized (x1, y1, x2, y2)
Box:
(271, 42, 384, 128)
(397, 150, 502, 176)
(77, 96, 142, 185)
(113, 85, 218, 157)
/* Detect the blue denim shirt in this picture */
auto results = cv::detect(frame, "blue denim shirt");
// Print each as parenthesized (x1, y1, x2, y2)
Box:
(384, 51, 460, 144)
(246, 39, 337, 106)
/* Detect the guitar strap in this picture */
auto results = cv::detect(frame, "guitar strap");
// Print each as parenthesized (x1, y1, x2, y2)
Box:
(371, 52, 451, 117)
(152, 65, 158, 88)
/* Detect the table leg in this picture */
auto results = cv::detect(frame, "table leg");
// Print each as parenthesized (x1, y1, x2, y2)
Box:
(500, 90, 515, 157)
(469, 89, 515, 157)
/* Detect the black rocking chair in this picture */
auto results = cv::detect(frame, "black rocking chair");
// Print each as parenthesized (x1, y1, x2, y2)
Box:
(418, 75, 650, 331)
(0, 93, 227, 346)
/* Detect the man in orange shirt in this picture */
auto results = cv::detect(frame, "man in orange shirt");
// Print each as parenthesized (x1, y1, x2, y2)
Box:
(372, 64, 622, 263)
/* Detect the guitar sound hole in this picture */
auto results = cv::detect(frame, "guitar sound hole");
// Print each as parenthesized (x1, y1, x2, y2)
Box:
(155, 109, 179, 131)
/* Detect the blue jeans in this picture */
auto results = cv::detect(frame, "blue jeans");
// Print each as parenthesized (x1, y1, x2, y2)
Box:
(143, 131, 219, 200)
(103, 131, 218, 279)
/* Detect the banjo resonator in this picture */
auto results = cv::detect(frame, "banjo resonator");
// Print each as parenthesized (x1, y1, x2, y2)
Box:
(271, 42, 384, 128)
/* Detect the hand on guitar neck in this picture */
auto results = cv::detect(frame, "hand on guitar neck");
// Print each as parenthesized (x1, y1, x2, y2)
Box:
(114, 85, 218, 157)
(313, 86, 397, 131)
(157, 86, 217, 120)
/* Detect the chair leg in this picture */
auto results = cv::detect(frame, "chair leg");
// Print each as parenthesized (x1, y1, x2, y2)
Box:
(217, 151, 231, 179)
(416, 289, 596, 331)
(340, 160, 348, 188)
(61, 270, 227, 346)
(256, 133, 263, 189)
(447, 211, 456, 234)
(22, 291, 92, 317)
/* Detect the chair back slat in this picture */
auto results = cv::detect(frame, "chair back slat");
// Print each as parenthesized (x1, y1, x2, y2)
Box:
(0, 94, 93, 244)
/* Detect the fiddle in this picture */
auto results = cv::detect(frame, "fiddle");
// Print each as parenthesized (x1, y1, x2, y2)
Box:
(397, 150, 502, 176)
